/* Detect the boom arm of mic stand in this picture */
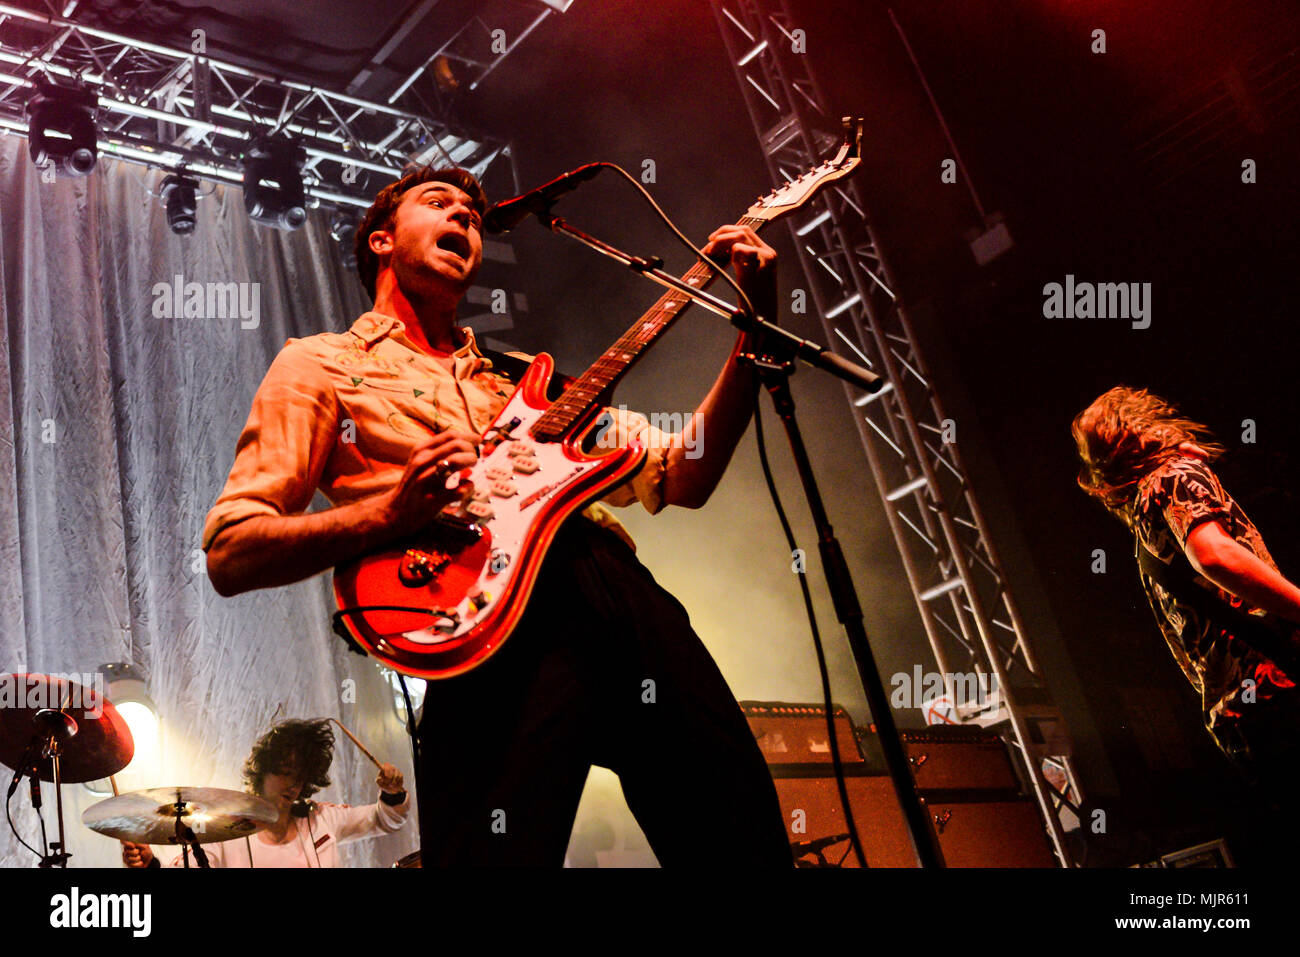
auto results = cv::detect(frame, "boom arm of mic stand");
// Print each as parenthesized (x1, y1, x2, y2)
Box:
(541, 215, 882, 393)
(730, 310, 882, 393)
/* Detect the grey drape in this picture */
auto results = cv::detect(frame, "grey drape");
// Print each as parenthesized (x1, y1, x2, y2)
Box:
(0, 135, 418, 868)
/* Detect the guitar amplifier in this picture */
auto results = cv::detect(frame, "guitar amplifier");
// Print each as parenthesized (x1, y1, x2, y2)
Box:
(898, 726, 1020, 794)
(740, 701, 864, 770)
(772, 773, 1057, 868)
(920, 795, 1058, 867)
(775, 772, 916, 867)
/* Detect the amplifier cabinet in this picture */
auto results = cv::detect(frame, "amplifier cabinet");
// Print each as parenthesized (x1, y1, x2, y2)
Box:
(899, 727, 1020, 793)
(772, 774, 1057, 868)
(741, 701, 864, 768)
(773, 774, 916, 868)
(921, 796, 1058, 868)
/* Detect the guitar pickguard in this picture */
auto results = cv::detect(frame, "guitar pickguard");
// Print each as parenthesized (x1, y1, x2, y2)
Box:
(333, 354, 645, 678)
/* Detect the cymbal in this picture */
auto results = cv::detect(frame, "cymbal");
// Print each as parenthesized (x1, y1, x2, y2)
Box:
(0, 673, 134, 783)
(83, 787, 279, 845)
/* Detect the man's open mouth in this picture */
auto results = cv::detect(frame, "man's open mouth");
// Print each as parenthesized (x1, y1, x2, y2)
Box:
(437, 233, 471, 259)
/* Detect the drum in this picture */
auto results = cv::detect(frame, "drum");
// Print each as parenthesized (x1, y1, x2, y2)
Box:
(392, 849, 422, 868)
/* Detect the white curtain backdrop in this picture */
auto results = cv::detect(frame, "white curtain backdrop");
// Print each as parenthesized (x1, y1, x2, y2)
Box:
(0, 135, 420, 868)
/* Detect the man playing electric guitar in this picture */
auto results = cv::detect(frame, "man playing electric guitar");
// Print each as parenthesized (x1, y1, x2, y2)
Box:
(203, 165, 793, 866)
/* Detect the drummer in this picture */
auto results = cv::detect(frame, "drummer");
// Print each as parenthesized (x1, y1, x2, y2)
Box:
(121, 718, 410, 867)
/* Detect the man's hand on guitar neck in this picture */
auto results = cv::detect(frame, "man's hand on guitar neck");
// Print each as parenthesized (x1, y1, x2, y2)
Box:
(659, 224, 777, 510)
(703, 223, 778, 339)
(206, 430, 478, 597)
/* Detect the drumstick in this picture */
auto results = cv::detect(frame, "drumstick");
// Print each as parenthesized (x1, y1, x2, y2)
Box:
(327, 718, 384, 770)
(110, 776, 135, 858)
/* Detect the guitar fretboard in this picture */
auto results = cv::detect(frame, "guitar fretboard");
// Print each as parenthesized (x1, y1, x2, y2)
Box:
(531, 214, 767, 442)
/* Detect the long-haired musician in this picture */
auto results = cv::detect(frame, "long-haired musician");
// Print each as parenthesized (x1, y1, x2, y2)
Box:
(121, 718, 408, 867)
(1072, 386, 1300, 802)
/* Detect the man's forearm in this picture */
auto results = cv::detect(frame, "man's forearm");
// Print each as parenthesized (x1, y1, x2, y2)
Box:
(662, 332, 762, 509)
(206, 496, 396, 597)
(1192, 544, 1300, 626)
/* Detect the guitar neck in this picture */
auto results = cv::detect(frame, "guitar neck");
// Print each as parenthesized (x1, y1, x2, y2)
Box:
(532, 213, 768, 441)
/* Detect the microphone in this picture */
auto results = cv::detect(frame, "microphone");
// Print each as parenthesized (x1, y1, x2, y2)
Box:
(6, 767, 21, 800)
(483, 163, 602, 234)
(7, 739, 38, 799)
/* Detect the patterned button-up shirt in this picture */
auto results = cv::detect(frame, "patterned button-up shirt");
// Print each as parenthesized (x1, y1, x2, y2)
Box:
(1132, 456, 1298, 754)
(203, 311, 673, 552)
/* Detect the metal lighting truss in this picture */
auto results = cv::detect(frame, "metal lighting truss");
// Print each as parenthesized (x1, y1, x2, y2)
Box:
(0, 1, 529, 209)
(710, 0, 1083, 866)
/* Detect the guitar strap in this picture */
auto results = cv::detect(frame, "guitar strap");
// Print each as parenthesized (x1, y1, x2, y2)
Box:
(1136, 542, 1300, 677)
(477, 346, 575, 395)
(477, 345, 615, 422)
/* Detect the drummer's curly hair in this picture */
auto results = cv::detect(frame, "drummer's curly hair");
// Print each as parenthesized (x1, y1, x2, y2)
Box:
(242, 719, 335, 800)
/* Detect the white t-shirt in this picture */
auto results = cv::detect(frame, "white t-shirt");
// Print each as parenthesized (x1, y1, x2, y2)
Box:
(164, 796, 410, 868)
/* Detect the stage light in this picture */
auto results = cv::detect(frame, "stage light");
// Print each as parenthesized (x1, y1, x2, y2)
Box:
(25, 80, 98, 177)
(84, 662, 160, 795)
(160, 172, 199, 235)
(378, 664, 425, 725)
(329, 209, 358, 269)
(242, 135, 307, 231)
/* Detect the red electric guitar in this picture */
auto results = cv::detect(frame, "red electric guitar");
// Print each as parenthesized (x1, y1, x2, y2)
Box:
(332, 119, 863, 678)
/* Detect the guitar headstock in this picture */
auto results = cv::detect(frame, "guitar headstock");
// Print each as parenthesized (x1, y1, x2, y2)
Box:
(745, 116, 863, 223)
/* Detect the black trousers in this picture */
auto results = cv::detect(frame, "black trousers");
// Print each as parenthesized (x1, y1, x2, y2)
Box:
(415, 518, 793, 867)
(1218, 691, 1300, 862)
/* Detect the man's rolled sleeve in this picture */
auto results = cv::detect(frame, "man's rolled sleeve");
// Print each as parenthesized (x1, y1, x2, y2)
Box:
(1159, 460, 1233, 551)
(597, 406, 674, 515)
(202, 341, 339, 549)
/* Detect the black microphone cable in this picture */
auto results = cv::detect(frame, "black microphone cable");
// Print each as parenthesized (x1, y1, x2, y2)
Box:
(753, 402, 869, 868)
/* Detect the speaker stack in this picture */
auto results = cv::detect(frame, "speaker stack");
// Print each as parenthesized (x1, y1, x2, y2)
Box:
(742, 701, 1058, 867)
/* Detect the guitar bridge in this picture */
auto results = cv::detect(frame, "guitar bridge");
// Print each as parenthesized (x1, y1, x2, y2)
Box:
(398, 548, 451, 587)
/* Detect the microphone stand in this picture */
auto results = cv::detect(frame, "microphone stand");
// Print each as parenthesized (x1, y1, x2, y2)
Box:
(173, 798, 210, 869)
(31, 709, 77, 868)
(537, 211, 942, 868)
